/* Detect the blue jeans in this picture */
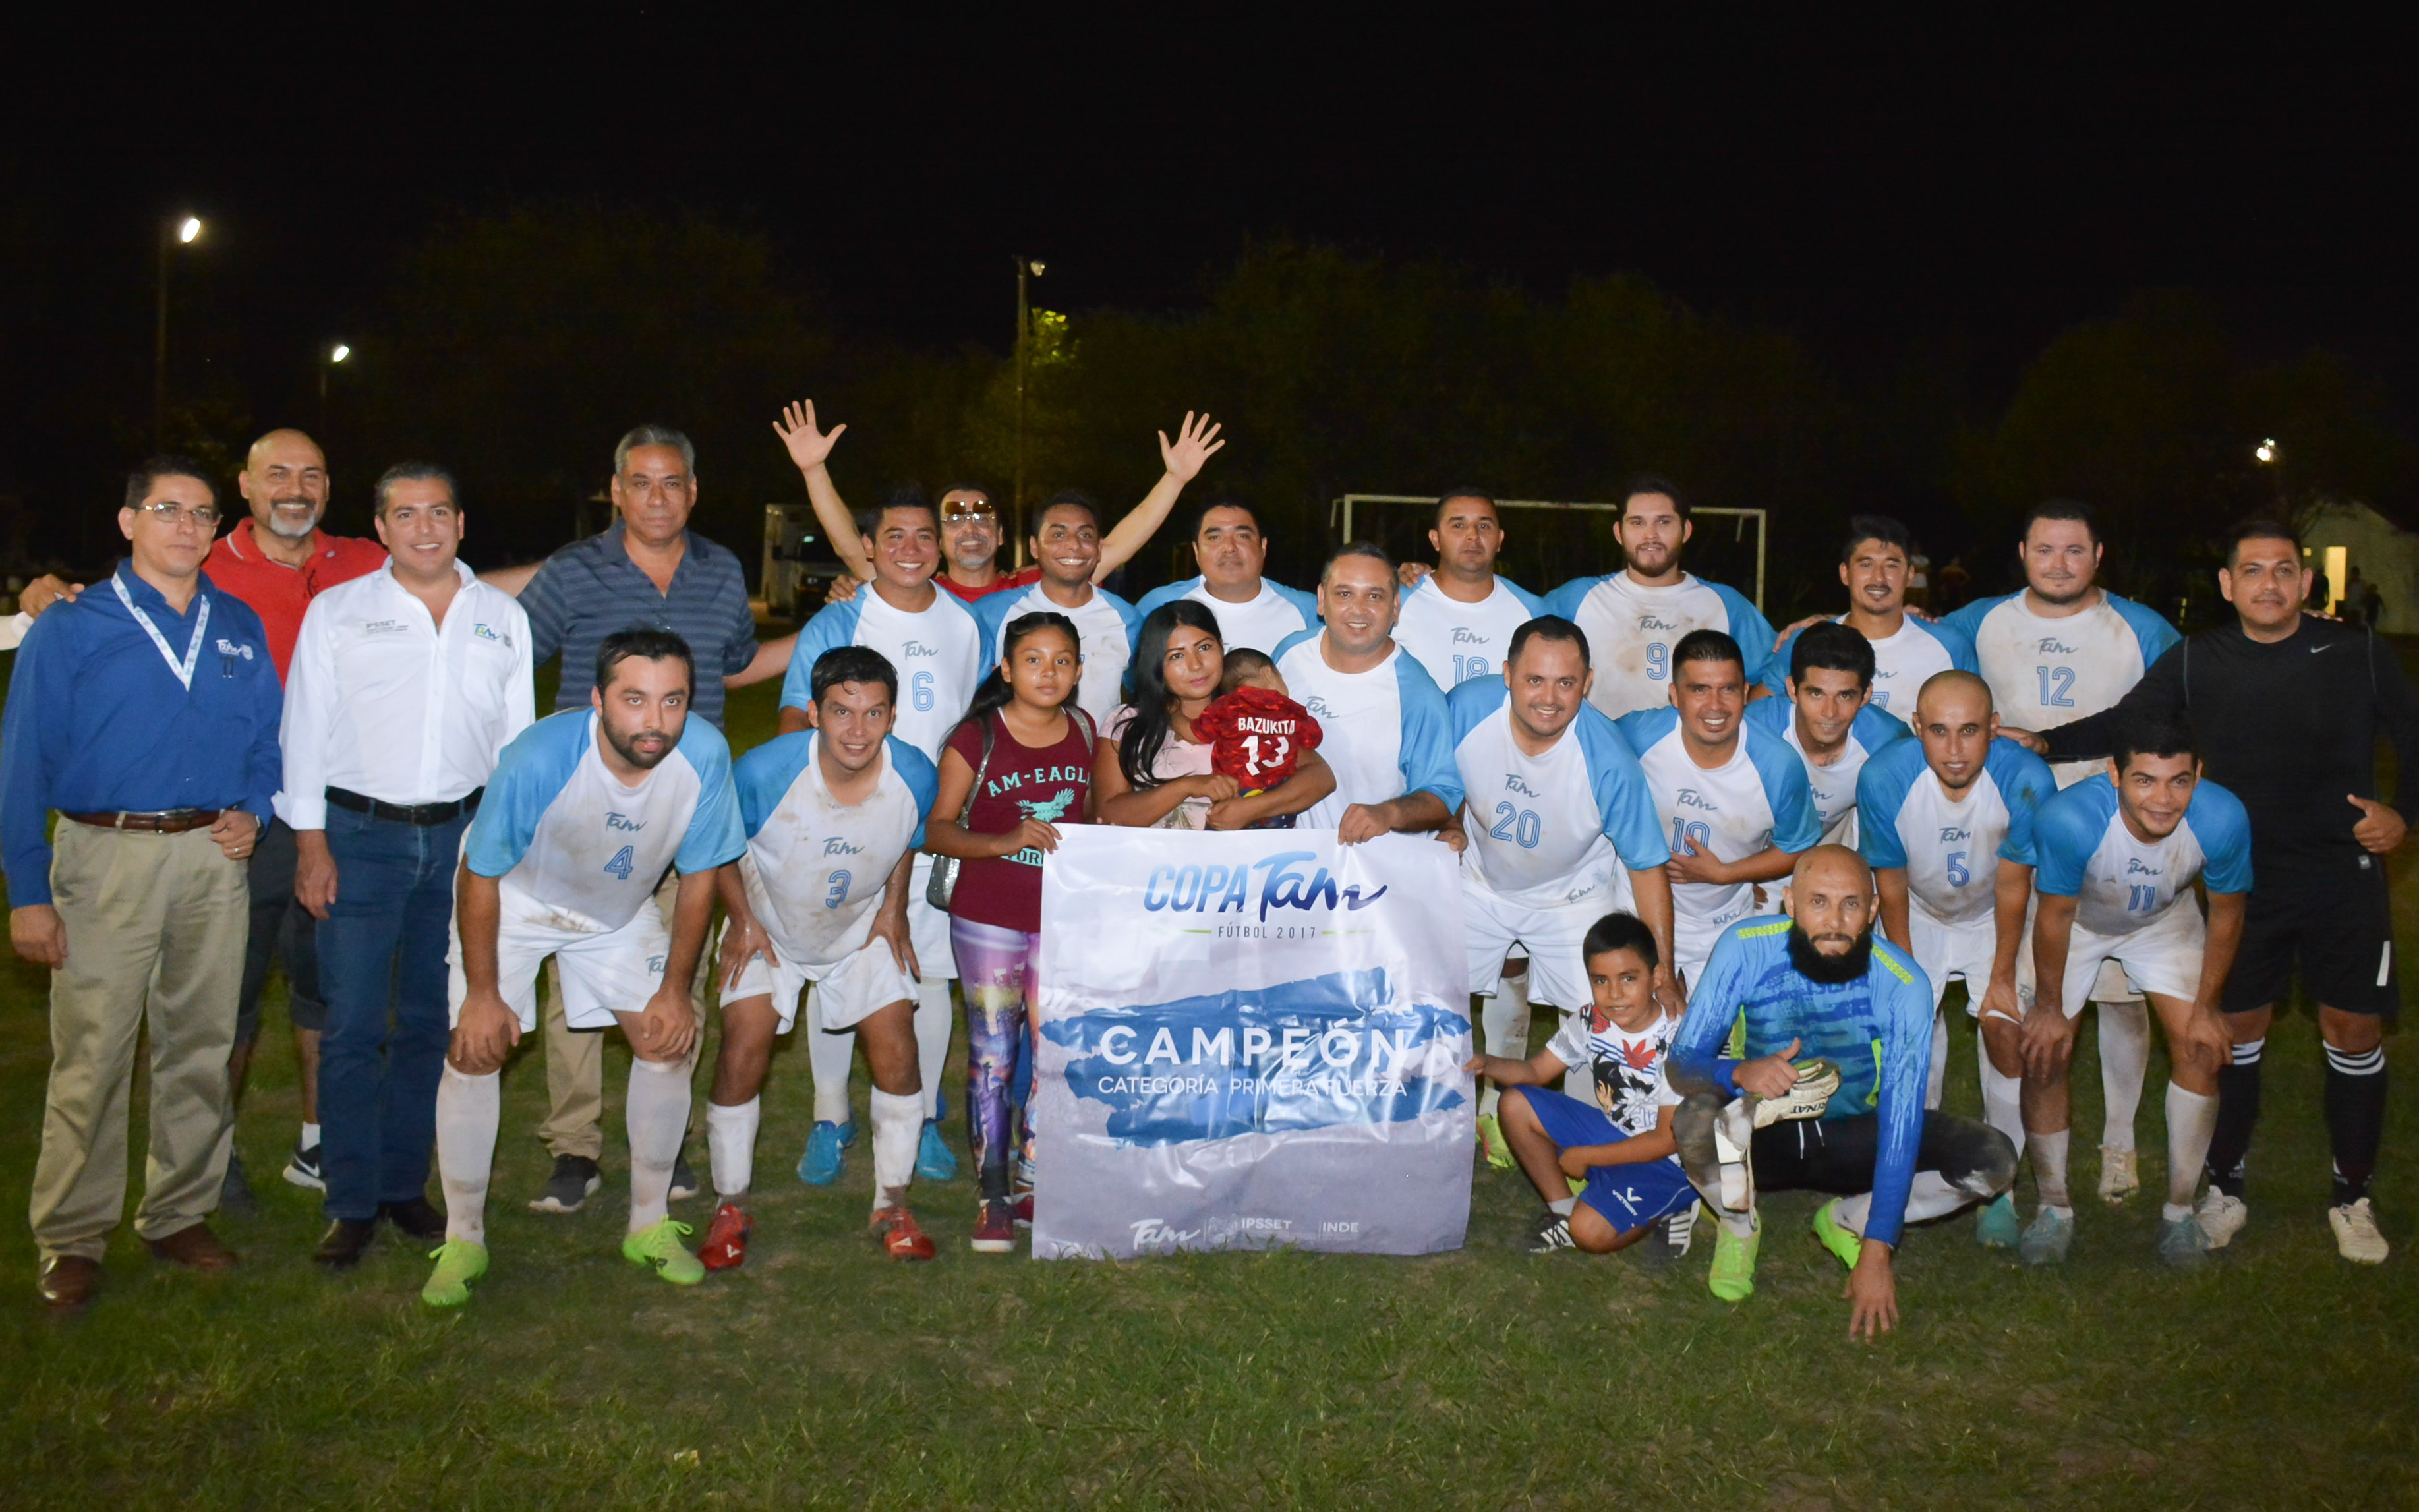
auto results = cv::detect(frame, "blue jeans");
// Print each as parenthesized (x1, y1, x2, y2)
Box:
(315, 803, 473, 1222)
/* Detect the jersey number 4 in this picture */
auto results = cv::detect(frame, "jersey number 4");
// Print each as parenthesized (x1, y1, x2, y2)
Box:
(603, 845, 636, 881)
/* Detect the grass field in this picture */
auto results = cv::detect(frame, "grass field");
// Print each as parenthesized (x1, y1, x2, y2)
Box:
(2, 677, 2415, 1510)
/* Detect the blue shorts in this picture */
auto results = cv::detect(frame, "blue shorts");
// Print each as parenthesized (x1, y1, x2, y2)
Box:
(1514, 1086, 1699, 1233)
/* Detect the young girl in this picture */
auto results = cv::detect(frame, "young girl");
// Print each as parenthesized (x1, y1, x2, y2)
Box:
(927, 612, 1097, 1252)
(1096, 601, 1336, 830)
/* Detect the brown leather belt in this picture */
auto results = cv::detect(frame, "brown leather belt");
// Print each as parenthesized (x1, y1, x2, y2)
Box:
(63, 809, 222, 834)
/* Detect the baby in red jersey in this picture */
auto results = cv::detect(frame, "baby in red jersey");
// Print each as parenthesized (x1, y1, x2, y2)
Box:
(1191, 650, 1324, 829)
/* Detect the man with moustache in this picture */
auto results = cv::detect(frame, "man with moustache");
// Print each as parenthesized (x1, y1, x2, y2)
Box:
(1136, 498, 1326, 656)
(1766, 516, 1979, 728)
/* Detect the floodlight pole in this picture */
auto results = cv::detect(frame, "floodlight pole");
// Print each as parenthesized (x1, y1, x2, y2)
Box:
(1012, 256, 1038, 569)
(153, 231, 172, 451)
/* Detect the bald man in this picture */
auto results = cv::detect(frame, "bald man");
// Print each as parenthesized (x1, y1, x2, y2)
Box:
(1670, 846, 2017, 1339)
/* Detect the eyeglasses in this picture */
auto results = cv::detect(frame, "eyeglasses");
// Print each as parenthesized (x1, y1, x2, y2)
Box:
(940, 500, 997, 523)
(134, 502, 221, 528)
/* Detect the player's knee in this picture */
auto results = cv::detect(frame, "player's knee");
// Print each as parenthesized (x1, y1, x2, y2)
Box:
(2319, 1006, 2384, 1055)
(1568, 1206, 1620, 1254)
(1497, 1085, 1537, 1127)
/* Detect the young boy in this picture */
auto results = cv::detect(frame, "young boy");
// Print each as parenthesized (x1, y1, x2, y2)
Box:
(1192, 649, 1324, 829)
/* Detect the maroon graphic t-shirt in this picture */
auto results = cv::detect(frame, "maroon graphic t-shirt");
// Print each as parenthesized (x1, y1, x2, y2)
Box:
(941, 707, 1097, 933)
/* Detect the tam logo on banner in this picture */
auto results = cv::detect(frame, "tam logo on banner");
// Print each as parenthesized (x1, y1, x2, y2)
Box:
(1032, 828, 1473, 1259)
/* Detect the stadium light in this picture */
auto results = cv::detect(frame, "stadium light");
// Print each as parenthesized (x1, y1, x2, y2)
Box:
(330, 343, 350, 364)
(2255, 438, 2279, 465)
(177, 216, 202, 244)
(155, 214, 206, 448)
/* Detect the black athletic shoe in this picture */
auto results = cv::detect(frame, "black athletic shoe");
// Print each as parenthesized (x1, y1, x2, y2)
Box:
(1528, 1210, 1577, 1254)
(529, 1155, 602, 1213)
(314, 1219, 378, 1270)
(219, 1151, 260, 1220)
(380, 1197, 446, 1242)
(282, 1140, 326, 1192)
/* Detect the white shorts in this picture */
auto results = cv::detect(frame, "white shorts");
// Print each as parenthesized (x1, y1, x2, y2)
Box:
(450, 901, 668, 1033)
(1909, 908, 2004, 1015)
(908, 856, 958, 981)
(2045, 903, 2205, 1018)
(720, 935, 919, 1034)
(1463, 879, 1612, 1011)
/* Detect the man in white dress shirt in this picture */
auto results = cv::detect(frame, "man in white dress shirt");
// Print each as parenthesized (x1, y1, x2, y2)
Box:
(278, 464, 533, 1270)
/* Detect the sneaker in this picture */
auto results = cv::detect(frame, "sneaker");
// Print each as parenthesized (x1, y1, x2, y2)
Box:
(1631, 1206, 1695, 1272)
(2097, 1146, 2140, 1204)
(1707, 1214, 1760, 1302)
(1528, 1210, 1577, 1254)
(916, 1120, 960, 1182)
(219, 1151, 260, 1220)
(1477, 1113, 1514, 1170)
(2019, 1206, 2075, 1266)
(872, 1206, 937, 1261)
(972, 1199, 1016, 1253)
(1975, 1192, 2021, 1249)
(1751, 1060, 1842, 1127)
(699, 1202, 753, 1271)
(529, 1154, 602, 1213)
(1811, 1198, 1863, 1269)
(283, 1140, 326, 1192)
(2330, 1198, 2390, 1265)
(796, 1121, 855, 1187)
(1010, 1190, 1034, 1228)
(622, 1217, 705, 1285)
(2157, 1213, 2210, 1268)
(420, 1238, 488, 1308)
(669, 1150, 699, 1202)
(2196, 1189, 2248, 1250)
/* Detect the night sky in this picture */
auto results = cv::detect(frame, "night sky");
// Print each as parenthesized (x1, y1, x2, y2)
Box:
(9, 11, 2417, 498)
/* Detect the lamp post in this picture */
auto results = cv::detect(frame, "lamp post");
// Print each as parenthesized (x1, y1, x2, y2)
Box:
(1012, 255, 1046, 567)
(153, 215, 203, 449)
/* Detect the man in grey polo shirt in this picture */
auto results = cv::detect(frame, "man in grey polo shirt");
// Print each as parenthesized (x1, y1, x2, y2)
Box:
(490, 424, 792, 1211)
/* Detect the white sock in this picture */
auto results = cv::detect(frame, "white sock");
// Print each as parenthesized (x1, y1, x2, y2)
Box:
(1720, 1207, 1757, 1238)
(2164, 1080, 2217, 1219)
(1925, 1011, 1948, 1111)
(914, 980, 954, 1122)
(2029, 1128, 2073, 1213)
(869, 1088, 923, 1212)
(2097, 1000, 2151, 1153)
(301, 1120, 322, 1148)
(1548, 1196, 1577, 1217)
(806, 996, 856, 1125)
(1978, 1031, 2025, 1152)
(435, 1066, 500, 1245)
(626, 1058, 690, 1233)
(1559, 1008, 1591, 1101)
(705, 1097, 759, 1200)
(1903, 1170, 1969, 1225)
(1478, 975, 1532, 1117)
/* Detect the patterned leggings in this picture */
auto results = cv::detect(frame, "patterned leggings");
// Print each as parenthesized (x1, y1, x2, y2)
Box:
(949, 917, 1041, 1201)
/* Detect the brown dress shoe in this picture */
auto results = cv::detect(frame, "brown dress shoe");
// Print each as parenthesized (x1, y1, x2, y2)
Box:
(143, 1222, 237, 1272)
(38, 1255, 101, 1311)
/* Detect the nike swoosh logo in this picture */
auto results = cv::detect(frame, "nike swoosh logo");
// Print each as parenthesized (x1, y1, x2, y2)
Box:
(2313, 643, 2341, 654)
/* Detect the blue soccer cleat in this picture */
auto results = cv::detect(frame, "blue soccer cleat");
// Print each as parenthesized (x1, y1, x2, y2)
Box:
(796, 1120, 856, 1187)
(915, 1119, 959, 1182)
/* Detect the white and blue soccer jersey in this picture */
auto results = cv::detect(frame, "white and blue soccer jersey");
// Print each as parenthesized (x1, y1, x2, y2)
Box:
(1940, 591, 2180, 786)
(1673, 917, 1935, 1246)
(731, 732, 938, 966)
(464, 709, 747, 931)
(1858, 736, 2056, 926)
(973, 582, 1142, 729)
(2033, 774, 2254, 937)
(1614, 707, 1821, 959)
(781, 586, 986, 762)
(1765, 614, 1980, 728)
(1447, 680, 1669, 908)
(1540, 571, 1778, 719)
(1393, 574, 1545, 691)
(1271, 631, 1463, 829)
(1742, 696, 1908, 846)
(1132, 575, 1321, 656)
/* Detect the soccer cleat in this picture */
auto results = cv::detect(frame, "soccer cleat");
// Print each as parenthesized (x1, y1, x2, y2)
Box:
(2330, 1199, 2389, 1265)
(668, 1150, 699, 1202)
(972, 1199, 1016, 1253)
(1811, 1199, 1863, 1269)
(1751, 1060, 1842, 1128)
(2196, 1189, 2248, 1250)
(1528, 1211, 1577, 1254)
(2019, 1207, 2074, 1266)
(2157, 1213, 2210, 1268)
(622, 1218, 705, 1285)
(1707, 1215, 1761, 1302)
(871, 1206, 937, 1261)
(1975, 1192, 2021, 1249)
(796, 1120, 856, 1187)
(529, 1154, 603, 1213)
(420, 1238, 488, 1308)
(1476, 1113, 1514, 1170)
(1010, 1189, 1034, 1228)
(916, 1120, 960, 1182)
(2097, 1146, 2140, 1204)
(283, 1139, 326, 1192)
(699, 1202, 753, 1271)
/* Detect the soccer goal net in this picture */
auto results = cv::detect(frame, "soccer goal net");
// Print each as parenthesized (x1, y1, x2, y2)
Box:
(1329, 495, 1769, 610)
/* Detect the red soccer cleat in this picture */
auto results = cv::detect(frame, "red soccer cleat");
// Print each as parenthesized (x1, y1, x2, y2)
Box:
(699, 1202, 753, 1271)
(871, 1206, 937, 1262)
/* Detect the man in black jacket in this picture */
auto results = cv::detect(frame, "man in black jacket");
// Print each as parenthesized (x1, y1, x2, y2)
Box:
(2018, 519, 2415, 1264)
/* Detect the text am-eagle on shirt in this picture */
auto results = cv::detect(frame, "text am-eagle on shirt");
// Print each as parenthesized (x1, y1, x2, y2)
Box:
(1271, 631, 1463, 829)
(780, 588, 986, 763)
(731, 730, 937, 968)
(1540, 571, 1778, 719)
(1393, 574, 1546, 692)
(1446, 678, 1668, 910)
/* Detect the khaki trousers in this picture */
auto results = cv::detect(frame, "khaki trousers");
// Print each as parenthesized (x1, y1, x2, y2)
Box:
(535, 870, 712, 1160)
(30, 823, 248, 1262)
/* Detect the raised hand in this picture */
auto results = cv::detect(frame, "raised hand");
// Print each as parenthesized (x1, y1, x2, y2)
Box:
(773, 400, 847, 474)
(1158, 412, 1225, 482)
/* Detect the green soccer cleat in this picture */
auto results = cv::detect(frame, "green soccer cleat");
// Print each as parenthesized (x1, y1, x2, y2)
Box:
(622, 1218, 705, 1286)
(1811, 1199, 1863, 1269)
(421, 1238, 489, 1308)
(1476, 1113, 1514, 1171)
(1707, 1213, 1761, 1302)
(1975, 1192, 2021, 1249)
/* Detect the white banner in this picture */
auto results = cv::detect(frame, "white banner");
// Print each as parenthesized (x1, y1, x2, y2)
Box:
(1032, 827, 1473, 1258)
